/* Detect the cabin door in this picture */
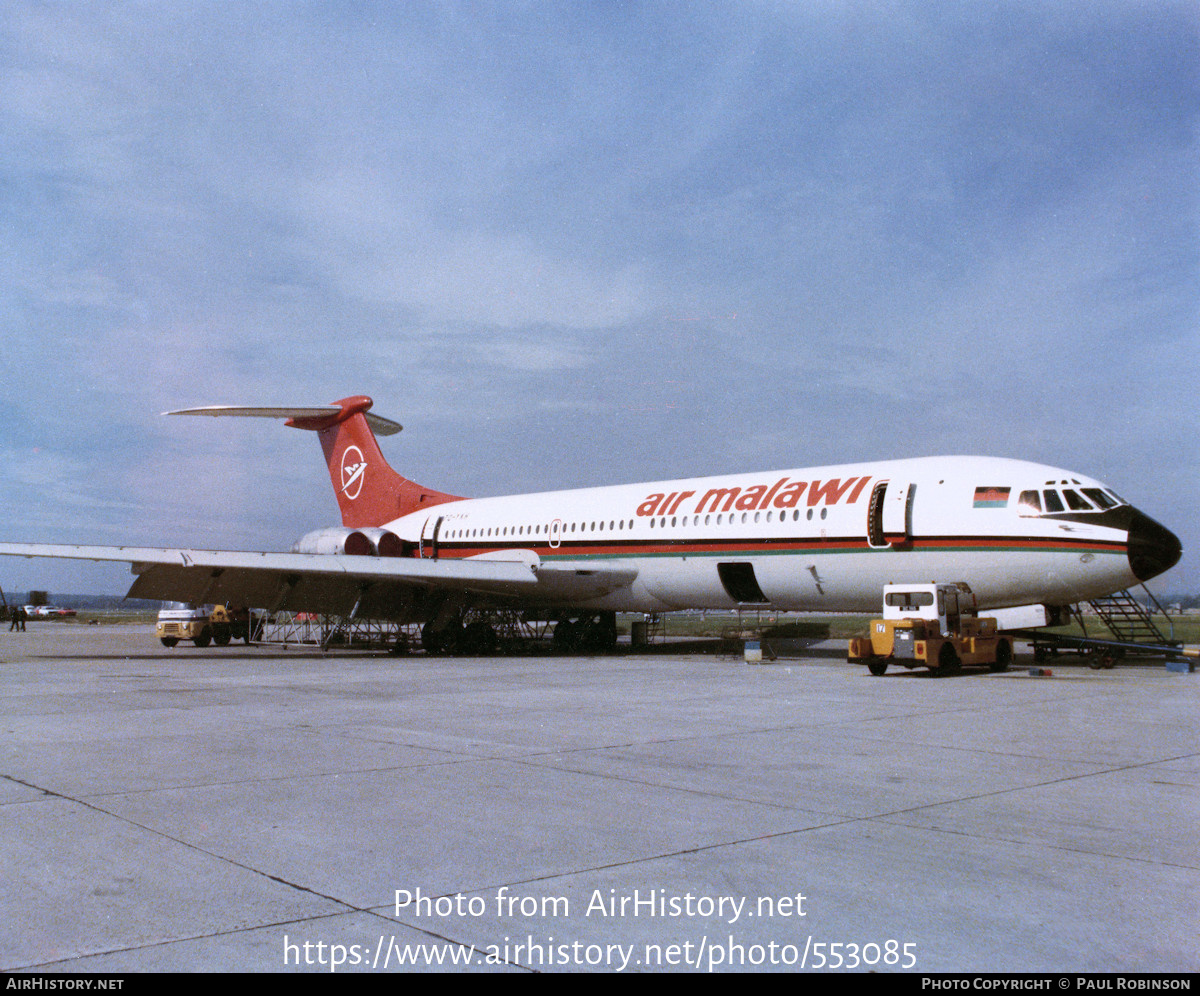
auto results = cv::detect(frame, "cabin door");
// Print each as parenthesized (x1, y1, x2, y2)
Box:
(419, 516, 445, 559)
(867, 481, 915, 547)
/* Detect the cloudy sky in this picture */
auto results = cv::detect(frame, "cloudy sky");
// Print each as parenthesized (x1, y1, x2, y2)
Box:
(2, 1, 1197, 596)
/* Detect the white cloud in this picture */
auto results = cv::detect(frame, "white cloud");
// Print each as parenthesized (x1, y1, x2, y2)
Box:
(284, 171, 653, 329)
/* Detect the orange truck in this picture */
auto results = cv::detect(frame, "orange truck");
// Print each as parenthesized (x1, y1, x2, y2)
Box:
(156, 603, 258, 648)
(848, 582, 1013, 676)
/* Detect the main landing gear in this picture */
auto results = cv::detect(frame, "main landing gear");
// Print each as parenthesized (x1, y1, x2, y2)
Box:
(419, 611, 619, 656)
(420, 618, 498, 655)
(551, 613, 618, 653)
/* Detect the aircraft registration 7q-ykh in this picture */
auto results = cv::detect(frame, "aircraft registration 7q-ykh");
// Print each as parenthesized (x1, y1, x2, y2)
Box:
(0, 395, 1182, 652)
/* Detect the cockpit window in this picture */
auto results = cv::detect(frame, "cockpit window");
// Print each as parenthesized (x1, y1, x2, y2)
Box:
(1020, 485, 1125, 517)
(1063, 489, 1092, 511)
(1081, 488, 1114, 509)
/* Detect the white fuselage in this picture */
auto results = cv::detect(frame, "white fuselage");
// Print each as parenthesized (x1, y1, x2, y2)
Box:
(381, 455, 1145, 614)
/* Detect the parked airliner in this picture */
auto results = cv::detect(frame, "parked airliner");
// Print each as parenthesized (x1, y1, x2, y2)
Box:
(0, 396, 1181, 651)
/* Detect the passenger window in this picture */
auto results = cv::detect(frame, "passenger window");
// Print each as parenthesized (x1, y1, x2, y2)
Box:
(1042, 490, 1065, 513)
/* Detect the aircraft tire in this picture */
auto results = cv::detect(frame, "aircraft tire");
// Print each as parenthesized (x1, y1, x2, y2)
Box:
(442, 620, 465, 655)
(460, 621, 498, 656)
(596, 612, 618, 651)
(576, 615, 617, 652)
(420, 621, 440, 653)
(553, 619, 578, 652)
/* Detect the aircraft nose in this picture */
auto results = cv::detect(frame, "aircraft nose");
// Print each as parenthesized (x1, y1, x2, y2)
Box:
(1127, 507, 1182, 582)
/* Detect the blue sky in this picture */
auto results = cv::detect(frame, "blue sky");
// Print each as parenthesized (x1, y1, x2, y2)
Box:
(1, 1, 1197, 596)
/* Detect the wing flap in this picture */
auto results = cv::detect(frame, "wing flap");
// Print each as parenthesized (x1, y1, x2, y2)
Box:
(124, 563, 442, 619)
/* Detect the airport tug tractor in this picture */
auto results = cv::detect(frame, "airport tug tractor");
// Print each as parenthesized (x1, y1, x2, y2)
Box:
(156, 603, 257, 648)
(848, 583, 1013, 676)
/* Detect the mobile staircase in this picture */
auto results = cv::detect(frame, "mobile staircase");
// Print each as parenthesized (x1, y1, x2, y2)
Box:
(1086, 587, 1174, 648)
(1021, 585, 1194, 669)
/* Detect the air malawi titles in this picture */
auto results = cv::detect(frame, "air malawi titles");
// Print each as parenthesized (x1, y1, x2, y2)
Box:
(635, 476, 872, 517)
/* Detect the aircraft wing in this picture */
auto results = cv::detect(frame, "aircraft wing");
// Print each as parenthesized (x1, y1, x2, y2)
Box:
(0, 544, 637, 619)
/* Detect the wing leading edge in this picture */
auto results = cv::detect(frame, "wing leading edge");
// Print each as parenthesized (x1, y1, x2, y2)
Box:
(0, 543, 638, 620)
(0, 543, 535, 620)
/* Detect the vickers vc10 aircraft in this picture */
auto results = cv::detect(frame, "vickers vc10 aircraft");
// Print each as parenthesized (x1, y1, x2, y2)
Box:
(0, 395, 1182, 652)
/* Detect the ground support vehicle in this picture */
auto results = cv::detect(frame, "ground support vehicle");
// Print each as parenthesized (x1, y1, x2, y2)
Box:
(24, 604, 76, 618)
(156, 604, 258, 648)
(1012, 629, 1199, 670)
(848, 582, 1013, 676)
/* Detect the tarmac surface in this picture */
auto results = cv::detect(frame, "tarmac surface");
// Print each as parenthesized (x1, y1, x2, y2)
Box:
(0, 624, 1195, 974)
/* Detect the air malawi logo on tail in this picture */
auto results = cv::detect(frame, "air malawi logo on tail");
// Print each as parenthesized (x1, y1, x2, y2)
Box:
(340, 446, 367, 500)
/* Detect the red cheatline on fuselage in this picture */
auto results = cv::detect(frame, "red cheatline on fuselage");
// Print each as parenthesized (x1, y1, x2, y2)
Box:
(427, 533, 1129, 560)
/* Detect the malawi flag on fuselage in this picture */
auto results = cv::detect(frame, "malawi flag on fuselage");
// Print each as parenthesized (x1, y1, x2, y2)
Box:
(973, 486, 1011, 508)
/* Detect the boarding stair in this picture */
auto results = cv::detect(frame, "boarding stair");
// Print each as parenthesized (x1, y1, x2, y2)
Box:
(1014, 586, 1194, 669)
(1084, 586, 1175, 649)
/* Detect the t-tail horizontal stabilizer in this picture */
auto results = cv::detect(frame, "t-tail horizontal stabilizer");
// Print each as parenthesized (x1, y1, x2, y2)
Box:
(165, 403, 403, 436)
(166, 396, 462, 527)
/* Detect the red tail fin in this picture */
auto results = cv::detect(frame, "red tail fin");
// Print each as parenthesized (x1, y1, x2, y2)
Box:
(286, 396, 463, 527)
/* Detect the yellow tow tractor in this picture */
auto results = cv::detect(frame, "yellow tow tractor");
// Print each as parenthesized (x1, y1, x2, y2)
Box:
(156, 603, 257, 648)
(848, 582, 1013, 677)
